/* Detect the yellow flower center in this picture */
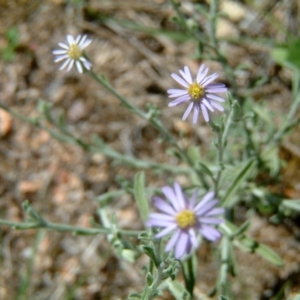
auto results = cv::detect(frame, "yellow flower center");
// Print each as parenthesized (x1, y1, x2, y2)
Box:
(188, 82, 204, 101)
(67, 44, 82, 60)
(175, 210, 196, 229)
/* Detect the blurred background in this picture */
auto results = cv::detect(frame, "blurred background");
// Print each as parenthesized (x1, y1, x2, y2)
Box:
(1, 0, 300, 299)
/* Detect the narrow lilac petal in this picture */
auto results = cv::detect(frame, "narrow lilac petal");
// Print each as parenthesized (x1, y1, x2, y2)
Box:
(167, 89, 188, 98)
(188, 228, 199, 248)
(148, 213, 174, 222)
(67, 34, 75, 45)
(59, 58, 71, 70)
(178, 66, 192, 84)
(153, 196, 176, 215)
(195, 199, 219, 216)
(175, 231, 189, 258)
(200, 103, 209, 122)
(168, 94, 190, 107)
(171, 73, 189, 88)
(200, 217, 224, 224)
(174, 182, 186, 210)
(211, 101, 224, 111)
(199, 225, 222, 241)
(66, 59, 74, 72)
(146, 218, 175, 227)
(162, 186, 180, 211)
(202, 99, 214, 112)
(206, 87, 227, 93)
(188, 190, 199, 209)
(54, 54, 69, 62)
(196, 66, 209, 84)
(75, 35, 81, 44)
(165, 229, 181, 252)
(53, 49, 67, 55)
(201, 73, 219, 86)
(182, 102, 194, 121)
(193, 192, 215, 212)
(58, 42, 68, 49)
(196, 64, 204, 82)
(206, 94, 226, 102)
(76, 61, 83, 73)
(205, 207, 225, 216)
(155, 223, 177, 238)
(206, 83, 226, 88)
(193, 105, 200, 124)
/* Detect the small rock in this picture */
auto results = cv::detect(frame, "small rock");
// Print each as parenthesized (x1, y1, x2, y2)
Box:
(221, 1, 247, 22)
(0, 109, 13, 137)
(67, 100, 88, 122)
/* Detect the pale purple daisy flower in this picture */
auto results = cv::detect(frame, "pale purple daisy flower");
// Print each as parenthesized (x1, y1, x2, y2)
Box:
(53, 34, 92, 73)
(146, 182, 224, 259)
(167, 65, 227, 123)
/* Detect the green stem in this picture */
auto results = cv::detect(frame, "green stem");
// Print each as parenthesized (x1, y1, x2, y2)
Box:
(0, 218, 142, 236)
(88, 70, 209, 188)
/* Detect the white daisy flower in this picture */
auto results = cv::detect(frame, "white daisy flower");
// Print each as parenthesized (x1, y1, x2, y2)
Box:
(167, 65, 227, 123)
(53, 34, 92, 73)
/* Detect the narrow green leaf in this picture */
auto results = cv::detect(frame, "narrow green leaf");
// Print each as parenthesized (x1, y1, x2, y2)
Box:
(187, 146, 200, 164)
(134, 171, 149, 221)
(282, 199, 300, 211)
(255, 243, 284, 267)
(222, 159, 256, 207)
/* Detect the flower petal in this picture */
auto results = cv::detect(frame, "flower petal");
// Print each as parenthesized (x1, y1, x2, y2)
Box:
(167, 89, 188, 98)
(59, 58, 71, 70)
(201, 73, 219, 86)
(193, 105, 200, 124)
(200, 103, 209, 122)
(202, 99, 214, 112)
(195, 199, 219, 216)
(174, 182, 186, 210)
(199, 225, 222, 241)
(171, 73, 189, 88)
(52, 49, 67, 55)
(155, 223, 177, 238)
(193, 191, 215, 213)
(196, 66, 209, 84)
(211, 101, 224, 111)
(200, 217, 224, 224)
(168, 94, 190, 107)
(179, 66, 192, 84)
(165, 229, 181, 252)
(153, 196, 176, 215)
(182, 102, 194, 121)
(162, 186, 180, 211)
(206, 94, 226, 102)
(175, 231, 189, 259)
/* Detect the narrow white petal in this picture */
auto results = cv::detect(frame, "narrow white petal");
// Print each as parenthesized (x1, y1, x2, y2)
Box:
(76, 61, 83, 73)
(54, 54, 69, 62)
(67, 34, 75, 45)
(175, 231, 189, 258)
(201, 103, 209, 122)
(162, 186, 180, 211)
(59, 58, 71, 70)
(83, 60, 92, 70)
(81, 39, 92, 49)
(171, 73, 189, 88)
(75, 35, 81, 44)
(58, 42, 69, 50)
(78, 35, 86, 46)
(182, 102, 194, 121)
(52, 49, 67, 55)
(66, 59, 74, 72)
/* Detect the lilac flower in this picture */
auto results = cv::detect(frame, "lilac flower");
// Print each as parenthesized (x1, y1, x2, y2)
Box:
(167, 65, 227, 123)
(53, 34, 92, 73)
(146, 182, 224, 259)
